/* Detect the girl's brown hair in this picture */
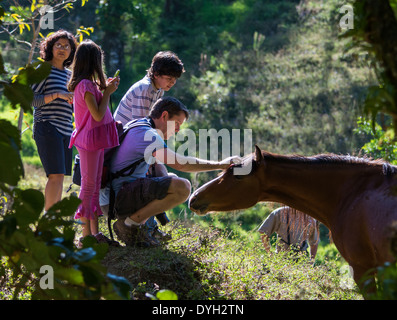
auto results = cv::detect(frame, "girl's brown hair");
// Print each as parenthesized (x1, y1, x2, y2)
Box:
(67, 40, 107, 92)
(39, 30, 78, 67)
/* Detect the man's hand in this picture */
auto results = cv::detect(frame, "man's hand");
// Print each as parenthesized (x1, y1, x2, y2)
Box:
(219, 155, 243, 167)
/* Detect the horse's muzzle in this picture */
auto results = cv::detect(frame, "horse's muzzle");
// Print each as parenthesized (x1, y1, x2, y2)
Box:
(188, 193, 208, 215)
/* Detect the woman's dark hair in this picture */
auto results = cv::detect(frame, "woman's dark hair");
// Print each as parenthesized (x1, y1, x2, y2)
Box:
(39, 30, 78, 67)
(67, 40, 107, 92)
(149, 96, 189, 120)
(146, 51, 185, 80)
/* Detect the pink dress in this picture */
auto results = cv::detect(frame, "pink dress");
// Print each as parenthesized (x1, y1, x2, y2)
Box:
(69, 79, 119, 151)
(69, 79, 119, 220)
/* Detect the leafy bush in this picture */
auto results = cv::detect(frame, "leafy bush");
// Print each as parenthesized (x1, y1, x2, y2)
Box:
(354, 116, 397, 164)
(0, 194, 130, 300)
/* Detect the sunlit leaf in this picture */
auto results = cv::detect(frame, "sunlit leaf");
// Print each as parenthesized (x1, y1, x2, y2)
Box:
(156, 289, 178, 300)
(55, 266, 85, 285)
(31, 0, 39, 13)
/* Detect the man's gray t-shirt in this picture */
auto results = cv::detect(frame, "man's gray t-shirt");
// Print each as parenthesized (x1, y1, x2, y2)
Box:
(110, 118, 167, 195)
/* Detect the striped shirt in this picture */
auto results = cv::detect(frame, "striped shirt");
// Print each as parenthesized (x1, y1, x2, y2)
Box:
(113, 75, 164, 125)
(32, 66, 73, 136)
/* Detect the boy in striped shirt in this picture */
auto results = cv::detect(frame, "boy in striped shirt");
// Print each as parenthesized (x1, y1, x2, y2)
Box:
(113, 51, 185, 125)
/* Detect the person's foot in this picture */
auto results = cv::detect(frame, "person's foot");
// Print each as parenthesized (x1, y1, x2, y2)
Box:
(152, 226, 172, 242)
(94, 232, 120, 247)
(113, 219, 160, 247)
(77, 233, 120, 248)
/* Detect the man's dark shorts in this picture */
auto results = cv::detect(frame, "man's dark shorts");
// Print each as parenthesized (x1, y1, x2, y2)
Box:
(33, 121, 72, 176)
(114, 176, 172, 219)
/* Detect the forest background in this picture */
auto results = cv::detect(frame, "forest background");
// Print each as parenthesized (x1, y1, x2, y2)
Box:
(1, 0, 397, 300)
(2, 0, 393, 165)
(2, 0, 396, 225)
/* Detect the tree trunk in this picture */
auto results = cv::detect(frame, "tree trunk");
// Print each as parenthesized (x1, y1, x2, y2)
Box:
(17, 16, 42, 132)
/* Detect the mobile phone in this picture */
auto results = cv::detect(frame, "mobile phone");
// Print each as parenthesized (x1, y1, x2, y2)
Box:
(113, 69, 120, 78)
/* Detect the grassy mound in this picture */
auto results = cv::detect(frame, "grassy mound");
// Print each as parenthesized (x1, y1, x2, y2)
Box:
(101, 220, 362, 300)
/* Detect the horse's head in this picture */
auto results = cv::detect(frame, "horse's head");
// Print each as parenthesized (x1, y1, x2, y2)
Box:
(189, 145, 265, 215)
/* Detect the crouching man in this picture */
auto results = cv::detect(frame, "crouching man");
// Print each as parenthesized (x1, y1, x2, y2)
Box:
(109, 96, 240, 247)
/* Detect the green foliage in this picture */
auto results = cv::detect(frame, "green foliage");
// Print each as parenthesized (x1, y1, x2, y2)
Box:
(2, 62, 51, 112)
(0, 2, 131, 299)
(0, 195, 129, 300)
(314, 243, 345, 268)
(363, 261, 397, 300)
(0, 57, 51, 136)
(354, 117, 397, 164)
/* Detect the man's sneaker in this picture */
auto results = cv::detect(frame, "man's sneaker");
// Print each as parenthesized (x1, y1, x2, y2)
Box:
(152, 226, 172, 242)
(94, 232, 120, 247)
(113, 219, 138, 246)
(113, 219, 160, 248)
(140, 227, 161, 248)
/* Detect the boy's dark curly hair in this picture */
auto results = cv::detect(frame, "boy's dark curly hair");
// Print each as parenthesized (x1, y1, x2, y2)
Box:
(146, 51, 185, 80)
(39, 30, 78, 67)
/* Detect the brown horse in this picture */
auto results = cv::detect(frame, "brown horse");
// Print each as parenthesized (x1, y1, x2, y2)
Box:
(189, 145, 397, 293)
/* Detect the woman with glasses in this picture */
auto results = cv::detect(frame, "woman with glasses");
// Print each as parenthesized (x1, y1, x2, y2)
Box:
(32, 30, 78, 212)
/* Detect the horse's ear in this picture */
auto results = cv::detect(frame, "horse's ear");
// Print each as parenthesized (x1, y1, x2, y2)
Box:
(254, 145, 263, 163)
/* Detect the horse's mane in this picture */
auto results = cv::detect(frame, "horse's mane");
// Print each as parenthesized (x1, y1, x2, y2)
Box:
(220, 150, 397, 176)
(262, 151, 397, 176)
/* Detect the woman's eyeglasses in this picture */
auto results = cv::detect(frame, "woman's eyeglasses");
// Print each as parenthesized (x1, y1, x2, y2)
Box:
(54, 43, 71, 50)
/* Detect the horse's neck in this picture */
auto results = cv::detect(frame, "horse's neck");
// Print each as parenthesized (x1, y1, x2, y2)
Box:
(259, 159, 373, 227)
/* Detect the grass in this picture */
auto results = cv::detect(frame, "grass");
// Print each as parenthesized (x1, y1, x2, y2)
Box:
(101, 219, 362, 300)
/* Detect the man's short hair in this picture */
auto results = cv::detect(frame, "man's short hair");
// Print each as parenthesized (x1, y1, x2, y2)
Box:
(146, 51, 185, 80)
(149, 96, 189, 120)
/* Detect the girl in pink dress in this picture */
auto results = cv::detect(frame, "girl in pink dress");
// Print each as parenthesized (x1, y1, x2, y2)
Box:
(68, 40, 120, 246)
